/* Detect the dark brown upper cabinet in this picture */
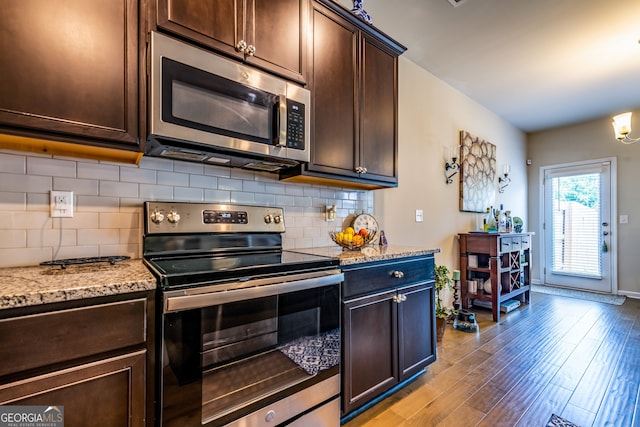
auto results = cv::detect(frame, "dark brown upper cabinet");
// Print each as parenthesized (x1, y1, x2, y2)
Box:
(155, 0, 308, 84)
(280, 0, 406, 190)
(0, 0, 141, 160)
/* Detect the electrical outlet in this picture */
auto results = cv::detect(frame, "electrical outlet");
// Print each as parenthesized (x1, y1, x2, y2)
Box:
(415, 209, 424, 222)
(50, 191, 74, 218)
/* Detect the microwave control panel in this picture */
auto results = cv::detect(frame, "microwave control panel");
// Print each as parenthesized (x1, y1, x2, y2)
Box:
(286, 99, 305, 150)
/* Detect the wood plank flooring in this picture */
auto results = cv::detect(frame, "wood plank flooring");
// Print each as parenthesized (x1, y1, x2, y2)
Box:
(343, 291, 640, 427)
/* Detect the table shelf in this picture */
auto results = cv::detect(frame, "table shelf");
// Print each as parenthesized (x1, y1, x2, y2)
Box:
(459, 233, 532, 322)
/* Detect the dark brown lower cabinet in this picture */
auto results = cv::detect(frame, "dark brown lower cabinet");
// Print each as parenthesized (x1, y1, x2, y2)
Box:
(0, 293, 153, 426)
(341, 256, 436, 416)
(0, 351, 146, 426)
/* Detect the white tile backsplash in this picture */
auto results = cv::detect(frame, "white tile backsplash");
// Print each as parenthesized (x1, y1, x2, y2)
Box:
(0, 149, 373, 268)
(27, 157, 76, 178)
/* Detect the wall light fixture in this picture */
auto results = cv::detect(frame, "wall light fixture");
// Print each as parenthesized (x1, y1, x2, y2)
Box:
(612, 112, 639, 144)
(498, 164, 511, 193)
(444, 146, 460, 184)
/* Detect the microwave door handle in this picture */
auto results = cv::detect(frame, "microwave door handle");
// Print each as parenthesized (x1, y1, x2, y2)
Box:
(277, 94, 287, 147)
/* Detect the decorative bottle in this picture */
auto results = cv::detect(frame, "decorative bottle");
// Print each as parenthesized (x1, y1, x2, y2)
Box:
(487, 206, 497, 232)
(498, 204, 507, 233)
(505, 210, 512, 233)
(483, 208, 491, 232)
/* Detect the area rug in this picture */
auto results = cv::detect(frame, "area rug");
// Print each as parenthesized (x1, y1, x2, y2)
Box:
(532, 284, 626, 306)
(546, 413, 580, 427)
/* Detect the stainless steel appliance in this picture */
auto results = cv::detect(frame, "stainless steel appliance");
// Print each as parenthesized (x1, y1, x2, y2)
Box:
(143, 202, 342, 427)
(146, 32, 310, 172)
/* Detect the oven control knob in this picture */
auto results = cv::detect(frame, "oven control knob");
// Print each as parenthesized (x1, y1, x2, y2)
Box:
(150, 210, 165, 224)
(273, 215, 282, 224)
(265, 410, 276, 422)
(166, 210, 181, 224)
(264, 214, 273, 224)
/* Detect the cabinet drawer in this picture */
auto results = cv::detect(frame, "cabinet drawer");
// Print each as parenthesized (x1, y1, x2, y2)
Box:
(343, 256, 434, 299)
(0, 299, 146, 377)
(521, 235, 531, 250)
(500, 237, 513, 253)
(510, 236, 522, 251)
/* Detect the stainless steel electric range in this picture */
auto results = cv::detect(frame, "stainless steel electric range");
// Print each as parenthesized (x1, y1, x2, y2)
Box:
(143, 202, 343, 427)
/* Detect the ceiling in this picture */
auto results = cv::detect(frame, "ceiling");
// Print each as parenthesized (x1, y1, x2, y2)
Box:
(336, 0, 640, 133)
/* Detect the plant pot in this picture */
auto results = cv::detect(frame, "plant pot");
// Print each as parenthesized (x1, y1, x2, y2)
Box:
(436, 317, 446, 342)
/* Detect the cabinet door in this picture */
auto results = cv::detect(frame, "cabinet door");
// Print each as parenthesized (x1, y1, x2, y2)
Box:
(307, 5, 358, 178)
(0, 351, 146, 427)
(0, 0, 139, 145)
(360, 35, 398, 184)
(397, 282, 436, 381)
(156, 0, 244, 61)
(249, 0, 307, 83)
(157, 0, 306, 83)
(342, 289, 398, 415)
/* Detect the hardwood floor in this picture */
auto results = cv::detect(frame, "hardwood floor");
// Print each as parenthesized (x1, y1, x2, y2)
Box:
(343, 291, 640, 427)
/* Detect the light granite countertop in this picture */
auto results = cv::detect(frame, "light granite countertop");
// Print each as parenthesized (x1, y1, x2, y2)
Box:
(0, 259, 156, 310)
(0, 246, 438, 310)
(290, 245, 440, 266)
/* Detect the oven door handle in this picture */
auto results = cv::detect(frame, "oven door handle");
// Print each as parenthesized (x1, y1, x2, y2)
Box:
(163, 271, 344, 313)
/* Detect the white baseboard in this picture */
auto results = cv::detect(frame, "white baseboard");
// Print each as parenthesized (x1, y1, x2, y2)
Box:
(618, 290, 640, 300)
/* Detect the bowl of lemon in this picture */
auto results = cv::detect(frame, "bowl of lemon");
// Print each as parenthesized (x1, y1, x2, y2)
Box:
(329, 227, 376, 250)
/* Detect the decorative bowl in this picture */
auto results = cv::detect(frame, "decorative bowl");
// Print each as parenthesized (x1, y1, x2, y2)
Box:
(329, 229, 377, 251)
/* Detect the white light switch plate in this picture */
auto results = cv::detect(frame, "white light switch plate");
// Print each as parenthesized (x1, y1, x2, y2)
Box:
(415, 209, 424, 222)
(620, 215, 628, 224)
(50, 191, 74, 218)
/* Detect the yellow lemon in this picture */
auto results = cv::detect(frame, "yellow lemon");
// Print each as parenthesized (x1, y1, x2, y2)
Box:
(344, 227, 355, 235)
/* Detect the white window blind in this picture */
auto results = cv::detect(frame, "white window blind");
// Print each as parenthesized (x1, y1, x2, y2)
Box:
(550, 173, 601, 277)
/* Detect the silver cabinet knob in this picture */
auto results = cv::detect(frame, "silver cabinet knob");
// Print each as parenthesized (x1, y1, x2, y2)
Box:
(393, 294, 407, 303)
(264, 214, 273, 224)
(355, 166, 367, 174)
(236, 40, 248, 52)
(245, 44, 256, 56)
(392, 270, 405, 278)
(273, 215, 282, 224)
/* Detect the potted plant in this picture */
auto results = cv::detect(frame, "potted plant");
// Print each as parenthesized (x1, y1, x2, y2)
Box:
(434, 265, 456, 341)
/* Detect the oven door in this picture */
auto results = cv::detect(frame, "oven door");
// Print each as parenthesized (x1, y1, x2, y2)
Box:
(159, 270, 343, 427)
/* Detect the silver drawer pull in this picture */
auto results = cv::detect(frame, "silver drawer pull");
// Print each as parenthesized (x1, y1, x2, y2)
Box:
(392, 270, 405, 278)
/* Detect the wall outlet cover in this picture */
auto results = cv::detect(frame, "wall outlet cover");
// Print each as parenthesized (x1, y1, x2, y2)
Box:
(50, 191, 74, 218)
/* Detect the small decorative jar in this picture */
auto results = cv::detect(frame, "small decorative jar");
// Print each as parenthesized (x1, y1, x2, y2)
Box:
(351, 0, 373, 24)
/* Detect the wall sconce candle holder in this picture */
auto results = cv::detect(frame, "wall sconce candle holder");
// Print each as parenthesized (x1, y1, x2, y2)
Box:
(498, 164, 511, 193)
(498, 173, 511, 193)
(444, 157, 460, 184)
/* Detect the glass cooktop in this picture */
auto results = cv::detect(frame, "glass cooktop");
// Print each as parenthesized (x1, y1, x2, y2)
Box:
(145, 250, 339, 289)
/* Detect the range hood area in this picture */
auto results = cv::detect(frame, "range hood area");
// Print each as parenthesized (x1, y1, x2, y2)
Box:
(144, 136, 300, 172)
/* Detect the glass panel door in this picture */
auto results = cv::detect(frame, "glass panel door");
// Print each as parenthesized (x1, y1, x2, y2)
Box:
(543, 161, 612, 292)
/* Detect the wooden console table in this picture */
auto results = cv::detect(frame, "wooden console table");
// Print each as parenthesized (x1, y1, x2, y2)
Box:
(458, 233, 532, 322)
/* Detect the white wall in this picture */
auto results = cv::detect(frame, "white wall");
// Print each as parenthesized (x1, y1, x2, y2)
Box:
(375, 57, 527, 272)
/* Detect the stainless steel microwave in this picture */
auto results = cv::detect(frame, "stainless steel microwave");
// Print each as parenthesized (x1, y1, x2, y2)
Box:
(146, 31, 310, 171)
